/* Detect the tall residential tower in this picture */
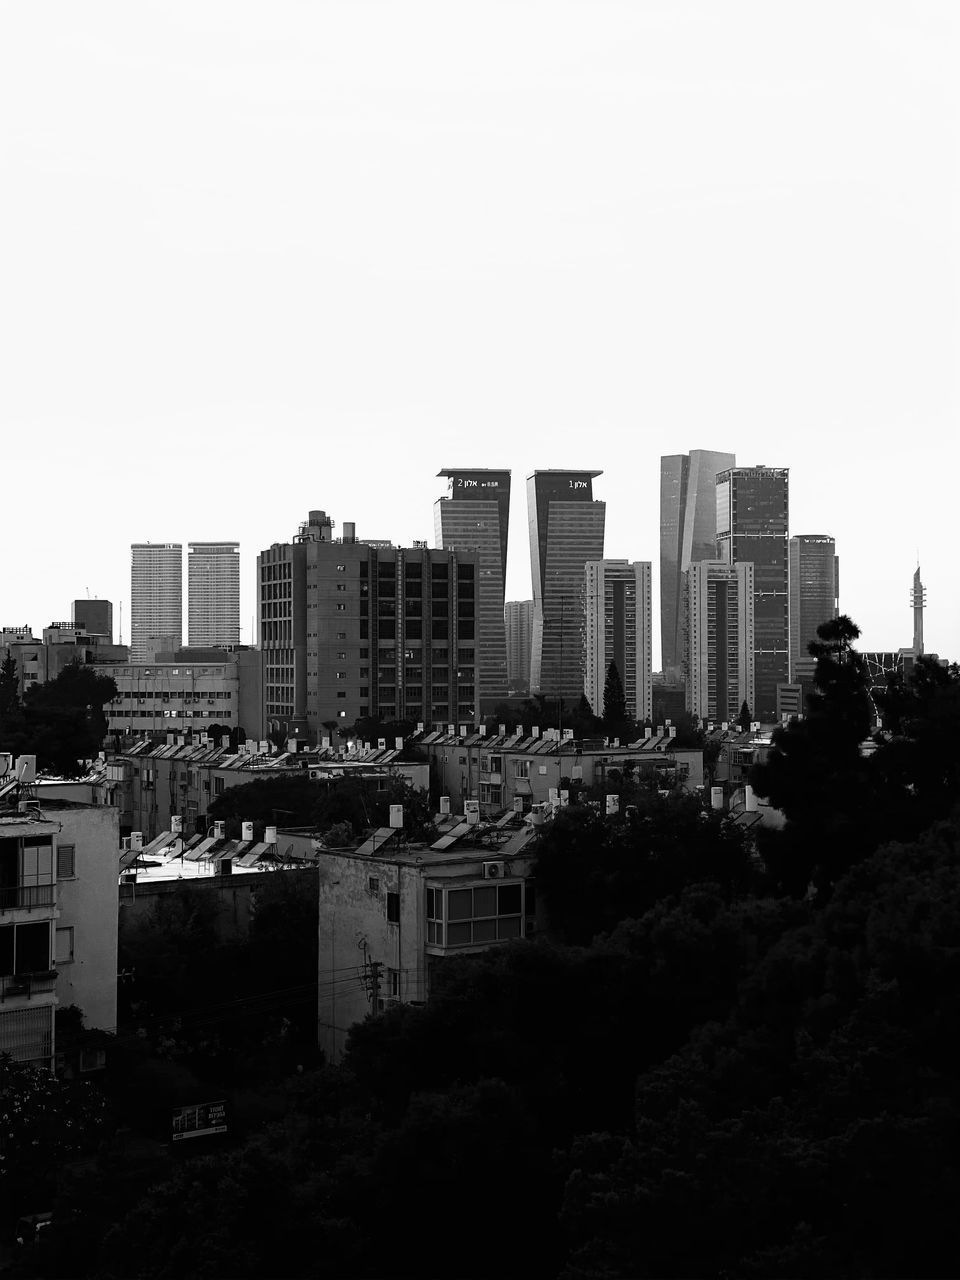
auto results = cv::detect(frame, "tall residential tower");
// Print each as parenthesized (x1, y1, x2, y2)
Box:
(584, 560, 652, 724)
(130, 543, 182, 663)
(504, 599, 534, 693)
(188, 542, 241, 647)
(434, 469, 510, 712)
(684, 561, 755, 722)
(660, 450, 736, 674)
(527, 471, 605, 700)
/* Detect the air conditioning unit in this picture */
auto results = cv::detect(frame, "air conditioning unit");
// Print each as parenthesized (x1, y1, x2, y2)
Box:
(481, 861, 505, 880)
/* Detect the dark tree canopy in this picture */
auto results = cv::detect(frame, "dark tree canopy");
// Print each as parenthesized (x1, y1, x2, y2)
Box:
(0, 660, 117, 775)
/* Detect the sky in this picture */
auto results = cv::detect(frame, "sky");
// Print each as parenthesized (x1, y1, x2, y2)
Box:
(2, 1, 957, 666)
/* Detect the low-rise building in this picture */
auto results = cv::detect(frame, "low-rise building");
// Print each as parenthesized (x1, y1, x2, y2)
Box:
(112, 738, 429, 842)
(0, 785, 118, 1069)
(419, 727, 703, 814)
(1, 624, 127, 698)
(282, 818, 540, 1063)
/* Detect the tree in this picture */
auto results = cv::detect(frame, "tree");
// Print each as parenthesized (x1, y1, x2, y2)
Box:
(6, 663, 119, 776)
(603, 661, 626, 725)
(0, 654, 21, 720)
(738, 699, 752, 731)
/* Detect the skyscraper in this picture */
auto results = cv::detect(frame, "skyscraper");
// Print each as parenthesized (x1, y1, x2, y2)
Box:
(527, 471, 606, 700)
(130, 543, 182, 664)
(716, 466, 789, 719)
(188, 542, 241, 648)
(504, 599, 534, 692)
(660, 449, 736, 674)
(584, 560, 652, 723)
(434, 469, 510, 712)
(789, 535, 838, 682)
(684, 561, 755, 722)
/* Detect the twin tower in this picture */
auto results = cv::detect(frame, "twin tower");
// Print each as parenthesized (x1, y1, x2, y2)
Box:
(435, 469, 605, 709)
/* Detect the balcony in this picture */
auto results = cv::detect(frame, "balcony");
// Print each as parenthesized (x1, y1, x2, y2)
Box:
(0, 970, 58, 1002)
(0, 884, 56, 914)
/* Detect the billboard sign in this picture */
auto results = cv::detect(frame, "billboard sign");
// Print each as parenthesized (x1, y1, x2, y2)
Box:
(172, 1099, 228, 1142)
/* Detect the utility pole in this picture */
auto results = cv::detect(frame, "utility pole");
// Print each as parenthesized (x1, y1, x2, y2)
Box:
(368, 960, 382, 1015)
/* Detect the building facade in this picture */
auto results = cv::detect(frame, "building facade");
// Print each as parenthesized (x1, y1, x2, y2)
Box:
(0, 794, 118, 1070)
(504, 599, 534, 693)
(258, 511, 478, 741)
(789, 535, 838, 682)
(684, 561, 756, 723)
(1, 625, 127, 698)
(659, 450, 736, 675)
(99, 650, 263, 742)
(188, 543, 240, 648)
(434, 469, 510, 713)
(527, 471, 605, 700)
(130, 543, 183, 663)
(583, 560, 653, 723)
(72, 599, 113, 642)
(716, 467, 788, 719)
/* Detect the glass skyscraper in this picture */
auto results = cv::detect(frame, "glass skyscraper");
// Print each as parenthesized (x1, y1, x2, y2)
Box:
(527, 470, 605, 701)
(188, 542, 240, 648)
(660, 449, 735, 674)
(789, 534, 838, 682)
(716, 466, 789, 719)
(434, 469, 511, 712)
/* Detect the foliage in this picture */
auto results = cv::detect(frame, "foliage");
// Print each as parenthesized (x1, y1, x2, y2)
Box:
(0, 1054, 106, 1207)
(533, 794, 754, 945)
(738, 698, 752, 731)
(602, 660, 633, 744)
(484, 693, 604, 740)
(752, 619, 960, 898)
(0, 661, 117, 776)
(558, 813, 960, 1280)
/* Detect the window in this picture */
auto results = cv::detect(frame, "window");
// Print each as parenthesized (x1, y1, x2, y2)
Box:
(336, 584, 346, 592)
(56, 927, 75, 964)
(479, 783, 502, 806)
(336, 651, 347, 660)
(336, 671, 346, 679)
(337, 632, 347, 640)
(337, 564, 346, 571)
(386, 892, 400, 923)
(368, 876, 380, 895)
(56, 844, 76, 878)
(214, 777, 225, 795)
(338, 711, 347, 718)
(514, 760, 529, 779)
(442, 883, 523, 947)
(336, 604, 346, 612)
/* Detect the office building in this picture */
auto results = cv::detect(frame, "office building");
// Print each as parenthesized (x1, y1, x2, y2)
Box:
(660, 449, 736, 675)
(685, 561, 755, 722)
(434, 469, 510, 711)
(72, 599, 113, 642)
(583, 560, 653, 723)
(2, 625, 127, 697)
(130, 543, 182, 664)
(504, 600, 534, 692)
(527, 471, 605, 700)
(716, 466, 789, 719)
(789, 535, 838, 682)
(188, 543, 240, 648)
(258, 511, 478, 740)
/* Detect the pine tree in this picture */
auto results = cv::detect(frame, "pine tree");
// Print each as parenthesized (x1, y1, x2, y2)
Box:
(738, 700, 752, 732)
(603, 661, 627, 728)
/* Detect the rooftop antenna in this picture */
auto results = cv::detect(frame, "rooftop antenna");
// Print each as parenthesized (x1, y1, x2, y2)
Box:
(119, 601, 123, 645)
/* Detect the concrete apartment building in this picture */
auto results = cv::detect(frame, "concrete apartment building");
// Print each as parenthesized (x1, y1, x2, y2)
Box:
(684, 561, 756, 723)
(659, 450, 736, 678)
(419, 727, 704, 815)
(188, 542, 241, 647)
(583, 560, 653, 723)
(130, 542, 183, 663)
(280, 821, 540, 1062)
(258, 510, 478, 741)
(528, 471, 606, 700)
(0, 774, 118, 1069)
(504, 599, 534, 693)
(434, 469, 511, 713)
(112, 737, 429, 841)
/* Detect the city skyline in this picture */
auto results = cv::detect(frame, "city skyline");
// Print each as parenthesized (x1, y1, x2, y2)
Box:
(2, 5, 956, 665)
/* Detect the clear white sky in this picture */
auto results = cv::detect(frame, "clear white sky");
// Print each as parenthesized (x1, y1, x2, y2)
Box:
(2, 2, 957, 665)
